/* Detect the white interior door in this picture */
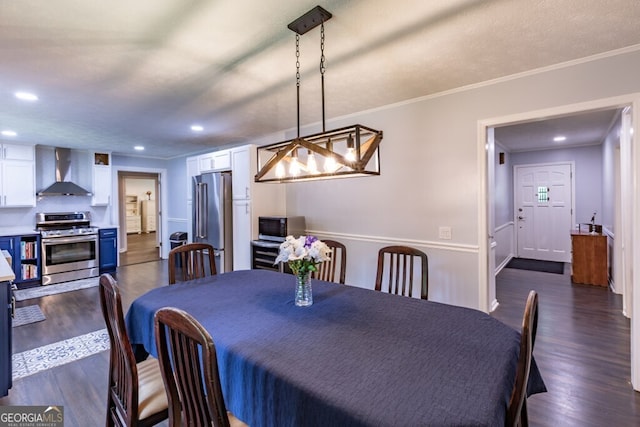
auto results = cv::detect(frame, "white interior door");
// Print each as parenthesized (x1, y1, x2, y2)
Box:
(515, 163, 573, 262)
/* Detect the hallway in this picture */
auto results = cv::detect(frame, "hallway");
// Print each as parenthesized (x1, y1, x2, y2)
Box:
(119, 232, 160, 266)
(493, 264, 638, 426)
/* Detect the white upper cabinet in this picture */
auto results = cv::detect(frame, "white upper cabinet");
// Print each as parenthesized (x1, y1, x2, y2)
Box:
(232, 199, 252, 270)
(91, 152, 112, 206)
(198, 150, 231, 173)
(3, 143, 34, 161)
(0, 143, 35, 207)
(231, 145, 253, 200)
(1, 162, 35, 207)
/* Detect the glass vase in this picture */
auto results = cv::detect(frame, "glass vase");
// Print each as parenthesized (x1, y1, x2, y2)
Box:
(295, 272, 313, 307)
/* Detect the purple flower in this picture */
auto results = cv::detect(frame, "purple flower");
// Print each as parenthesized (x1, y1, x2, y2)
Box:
(304, 235, 318, 248)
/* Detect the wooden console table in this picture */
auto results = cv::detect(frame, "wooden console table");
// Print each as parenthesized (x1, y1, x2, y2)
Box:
(571, 231, 608, 286)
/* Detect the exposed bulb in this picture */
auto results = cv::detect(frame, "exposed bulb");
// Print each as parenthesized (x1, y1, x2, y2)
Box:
(324, 156, 339, 173)
(307, 152, 319, 174)
(324, 156, 335, 172)
(275, 161, 285, 178)
(289, 156, 300, 176)
(345, 147, 356, 162)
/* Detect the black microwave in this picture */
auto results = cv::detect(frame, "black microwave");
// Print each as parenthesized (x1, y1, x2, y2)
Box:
(258, 216, 306, 242)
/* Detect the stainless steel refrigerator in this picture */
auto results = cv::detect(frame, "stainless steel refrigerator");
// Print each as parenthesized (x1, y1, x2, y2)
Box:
(192, 171, 233, 273)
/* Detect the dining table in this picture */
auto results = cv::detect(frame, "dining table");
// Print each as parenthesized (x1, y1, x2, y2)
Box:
(125, 269, 546, 427)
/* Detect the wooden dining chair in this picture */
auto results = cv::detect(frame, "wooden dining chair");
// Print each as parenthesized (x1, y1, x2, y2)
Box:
(506, 290, 538, 427)
(99, 274, 168, 427)
(154, 307, 247, 427)
(374, 245, 428, 300)
(168, 242, 216, 285)
(313, 239, 347, 284)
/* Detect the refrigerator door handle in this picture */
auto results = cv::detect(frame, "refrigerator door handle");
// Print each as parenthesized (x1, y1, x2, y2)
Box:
(194, 179, 201, 238)
(200, 182, 208, 239)
(200, 183, 209, 239)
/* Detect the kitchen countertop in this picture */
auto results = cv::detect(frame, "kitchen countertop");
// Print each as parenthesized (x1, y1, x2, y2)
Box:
(94, 224, 119, 229)
(0, 226, 39, 237)
(0, 250, 15, 282)
(0, 225, 119, 238)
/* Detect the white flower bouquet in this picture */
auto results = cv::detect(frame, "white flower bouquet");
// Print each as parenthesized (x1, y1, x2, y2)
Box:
(274, 235, 331, 276)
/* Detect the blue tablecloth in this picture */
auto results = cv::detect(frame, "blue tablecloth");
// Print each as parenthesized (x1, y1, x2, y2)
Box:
(125, 269, 545, 427)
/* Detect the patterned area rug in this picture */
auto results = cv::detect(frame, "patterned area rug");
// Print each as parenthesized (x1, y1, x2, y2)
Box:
(13, 277, 100, 301)
(12, 329, 109, 380)
(12, 305, 46, 327)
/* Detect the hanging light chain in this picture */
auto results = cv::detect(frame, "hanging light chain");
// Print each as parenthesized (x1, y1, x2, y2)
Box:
(296, 34, 301, 87)
(320, 21, 326, 132)
(320, 22, 326, 75)
(296, 33, 301, 138)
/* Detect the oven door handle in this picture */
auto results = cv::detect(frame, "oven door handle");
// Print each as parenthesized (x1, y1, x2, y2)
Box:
(42, 235, 98, 245)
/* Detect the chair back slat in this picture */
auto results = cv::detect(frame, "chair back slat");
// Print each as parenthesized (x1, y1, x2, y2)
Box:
(155, 307, 231, 427)
(375, 245, 428, 300)
(313, 239, 347, 284)
(506, 290, 538, 427)
(100, 274, 139, 425)
(100, 273, 169, 427)
(168, 243, 217, 285)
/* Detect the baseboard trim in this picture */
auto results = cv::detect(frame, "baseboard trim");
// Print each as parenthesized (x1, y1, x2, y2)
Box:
(495, 254, 514, 275)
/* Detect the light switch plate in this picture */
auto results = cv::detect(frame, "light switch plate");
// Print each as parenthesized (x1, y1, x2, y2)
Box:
(439, 226, 452, 240)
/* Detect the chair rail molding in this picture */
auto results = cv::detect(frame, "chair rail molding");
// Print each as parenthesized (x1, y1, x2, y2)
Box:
(305, 229, 479, 254)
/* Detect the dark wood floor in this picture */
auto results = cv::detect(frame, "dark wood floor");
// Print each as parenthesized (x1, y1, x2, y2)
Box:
(492, 265, 640, 426)
(0, 260, 170, 427)
(1, 261, 639, 426)
(120, 231, 160, 266)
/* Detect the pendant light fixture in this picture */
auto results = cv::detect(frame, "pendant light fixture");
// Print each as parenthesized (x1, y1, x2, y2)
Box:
(255, 6, 383, 183)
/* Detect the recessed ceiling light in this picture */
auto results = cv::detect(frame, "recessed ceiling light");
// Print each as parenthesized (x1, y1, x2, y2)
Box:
(1, 130, 17, 137)
(14, 91, 38, 101)
(553, 135, 566, 142)
(191, 125, 204, 132)
(134, 146, 145, 151)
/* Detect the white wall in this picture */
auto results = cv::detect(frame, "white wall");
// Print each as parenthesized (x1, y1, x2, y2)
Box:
(494, 142, 513, 227)
(602, 114, 622, 232)
(493, 142, 514, 272)
(166, 157, 189, 238)
(264, 47, 640, 310)
(602, 114, 622, 293)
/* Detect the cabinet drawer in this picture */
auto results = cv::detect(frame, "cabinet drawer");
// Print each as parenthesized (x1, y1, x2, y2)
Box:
(99, 228, 117, 238)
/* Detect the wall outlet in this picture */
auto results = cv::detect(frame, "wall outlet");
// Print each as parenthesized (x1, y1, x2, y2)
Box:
(439, 226, 452, 240)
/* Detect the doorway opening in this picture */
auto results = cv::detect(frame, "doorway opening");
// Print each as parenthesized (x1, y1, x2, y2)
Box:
(118, 171, 161, 266)
(480, 95, 638, 389)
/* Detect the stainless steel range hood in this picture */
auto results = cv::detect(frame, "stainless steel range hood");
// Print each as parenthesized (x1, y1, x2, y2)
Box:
(37, 148, 92, 196)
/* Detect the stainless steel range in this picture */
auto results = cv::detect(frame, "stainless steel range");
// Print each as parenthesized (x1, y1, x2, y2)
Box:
(36, 212, 99, 285)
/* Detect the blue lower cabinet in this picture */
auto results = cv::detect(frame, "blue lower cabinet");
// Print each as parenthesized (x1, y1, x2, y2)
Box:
(99, 228, 118, 273)
(0, 237, 13, 254)
(0, 235, 40, 286)
(1, 280, 11, 397)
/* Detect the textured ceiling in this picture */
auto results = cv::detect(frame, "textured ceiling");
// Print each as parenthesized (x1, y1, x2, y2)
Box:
(1, 0, 640, 158)
(495, 108, 621, 152)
